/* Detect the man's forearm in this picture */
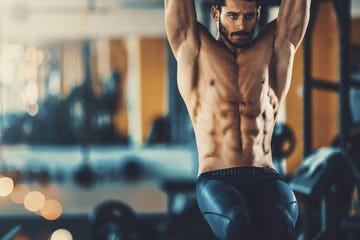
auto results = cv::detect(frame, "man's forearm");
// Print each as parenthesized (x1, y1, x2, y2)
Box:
(277, 0, 311, 48)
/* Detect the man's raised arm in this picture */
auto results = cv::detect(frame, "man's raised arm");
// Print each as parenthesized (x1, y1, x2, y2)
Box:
(164, 0, 200, 59)
(272, 0, 311, 103)
(275, 0, 311, 51)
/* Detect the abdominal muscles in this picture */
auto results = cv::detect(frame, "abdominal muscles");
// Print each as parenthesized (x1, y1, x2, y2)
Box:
(195, 96, 275, 173)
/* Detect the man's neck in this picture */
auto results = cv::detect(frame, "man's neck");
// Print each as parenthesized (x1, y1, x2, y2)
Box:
(217, 35, 250, 55)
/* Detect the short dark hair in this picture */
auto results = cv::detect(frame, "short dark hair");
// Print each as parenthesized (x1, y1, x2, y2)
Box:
(212, 0, 261, 9)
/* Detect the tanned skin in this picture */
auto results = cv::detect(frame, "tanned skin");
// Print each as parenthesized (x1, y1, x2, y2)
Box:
(164, 0, 310, 175)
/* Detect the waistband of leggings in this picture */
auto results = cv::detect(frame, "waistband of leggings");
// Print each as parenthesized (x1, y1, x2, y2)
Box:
(198, 167, 280, 178)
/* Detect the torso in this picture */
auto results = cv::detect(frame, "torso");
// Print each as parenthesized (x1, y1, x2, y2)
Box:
(177, 23, 282, 174)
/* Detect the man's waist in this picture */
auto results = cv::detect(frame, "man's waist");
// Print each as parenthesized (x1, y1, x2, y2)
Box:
(198, 166, 279, 178)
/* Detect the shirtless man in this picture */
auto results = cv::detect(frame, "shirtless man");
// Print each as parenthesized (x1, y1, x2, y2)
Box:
(164, 0, 310, 239)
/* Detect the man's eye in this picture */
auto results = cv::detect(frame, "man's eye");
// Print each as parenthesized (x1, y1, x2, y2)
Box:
(244, 13, 255, 20)
(229, 14, 238, 19)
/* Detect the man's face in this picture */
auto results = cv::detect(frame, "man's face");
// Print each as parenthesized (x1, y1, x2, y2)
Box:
(212, 0, 260, 48)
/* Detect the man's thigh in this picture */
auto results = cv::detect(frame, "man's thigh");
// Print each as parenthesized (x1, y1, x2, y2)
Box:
(250, 179, 298, 240)
(196, 178, 256, 240)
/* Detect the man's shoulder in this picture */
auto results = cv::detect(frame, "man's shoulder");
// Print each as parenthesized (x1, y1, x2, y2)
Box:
(252, 20, 277, 46)
(176, 23, 219, 60)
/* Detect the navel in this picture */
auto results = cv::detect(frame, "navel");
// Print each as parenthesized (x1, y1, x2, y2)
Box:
(210, 79, 215, 86)
(221, 110, 228, 118)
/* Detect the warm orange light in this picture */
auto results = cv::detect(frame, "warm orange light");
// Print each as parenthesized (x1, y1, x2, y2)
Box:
(50, 229, 73, 240)
(24, 64, 38, 82)
(12, 234, 29, 240)
(10, 184, 31, 204)
(0, 177, 14, 197)
(40, 199, 63, 220)
(24, 191, 45, 212)
(25, 46, 37, 62)
(35, 50, 45, 66)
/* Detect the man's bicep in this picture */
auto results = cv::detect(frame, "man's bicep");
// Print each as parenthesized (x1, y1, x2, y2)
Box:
(275, 0, 310, 50)
(272, 46, 296, 103)
(164, 0, 199, 57)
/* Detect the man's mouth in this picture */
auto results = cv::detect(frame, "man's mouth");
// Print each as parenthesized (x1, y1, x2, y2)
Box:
(231, 31, 250, 37)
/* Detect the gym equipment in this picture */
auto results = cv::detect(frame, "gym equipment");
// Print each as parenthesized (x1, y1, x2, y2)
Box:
(271, 122, 296, 159)
(88, 200, 158, 240)
(290, 147, 354, 240)
(159, 179, 215, 240)
(146, 117, 170, 145)
(350, 74, 360, 124)
(120, 158, 144, 182)
(290, 147, 353, 196)
(25, 164, 51, 185)
(73, 146, 97, 188)
(342, 215, 360, 240)
(298, 1, 358, 239)
(73, 163, 96, 189)
(332, 127, 360, 239)
(332, 127, 360, 167)
(89, 200, 136, 240)
(271, 122, 296, 176)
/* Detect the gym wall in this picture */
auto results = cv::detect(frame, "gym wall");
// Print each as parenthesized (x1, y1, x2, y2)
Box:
(286, 1, 360, 175)
(99, 38, 168, 144)
(139, 38, 168, 143)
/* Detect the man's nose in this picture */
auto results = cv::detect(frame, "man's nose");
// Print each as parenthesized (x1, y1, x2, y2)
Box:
(237, 16, 246, 31)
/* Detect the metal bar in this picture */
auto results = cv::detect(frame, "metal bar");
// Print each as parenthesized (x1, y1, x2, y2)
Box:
(301, 199, 313, 240)
(303, 35, 313, 157)
(82, 40, 92, 147)
(311, 79, 360, 92)
(350, 79, 360, 89)
(333, 0, 352, 150)
(303, 0, 320, 157)
(332, 0, 360, 215)
(312, 79, 339, 92)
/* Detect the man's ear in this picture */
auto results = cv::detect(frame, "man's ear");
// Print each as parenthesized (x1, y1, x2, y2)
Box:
(211, 6, 220, 22)
(256, 6, 261, 21)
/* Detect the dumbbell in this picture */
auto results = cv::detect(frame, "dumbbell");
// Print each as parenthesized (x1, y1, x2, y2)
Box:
(88, 200, 158, 240)
(271, 122, 296, 159)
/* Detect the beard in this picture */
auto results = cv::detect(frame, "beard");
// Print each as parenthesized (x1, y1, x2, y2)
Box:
(219, 20, 254, 48)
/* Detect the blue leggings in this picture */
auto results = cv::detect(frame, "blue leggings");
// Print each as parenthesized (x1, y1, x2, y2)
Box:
(196, 167, 298, 240)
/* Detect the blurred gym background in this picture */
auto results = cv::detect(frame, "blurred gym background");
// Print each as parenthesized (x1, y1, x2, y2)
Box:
(0, 0, 359, 239)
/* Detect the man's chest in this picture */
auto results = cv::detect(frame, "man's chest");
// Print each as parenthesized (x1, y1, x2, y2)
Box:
(199, 54, 271, 104)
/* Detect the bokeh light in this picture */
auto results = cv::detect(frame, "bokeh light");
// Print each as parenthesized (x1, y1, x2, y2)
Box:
(12, 234, 29, 240)
(10, 184, 31, 204)
(25, 46, 37, 62)
(26, 104, 39, 116)
(23, 81, 39, 106)
(50, 229, 73, 240)
(0, 177, 14, 197)
(40, 199, 63, 220)
(24, 191, 45, 212)
(24, 64, 38, 82)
